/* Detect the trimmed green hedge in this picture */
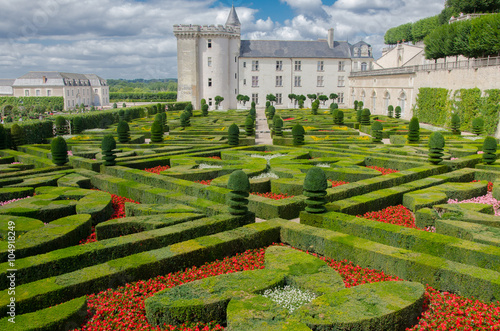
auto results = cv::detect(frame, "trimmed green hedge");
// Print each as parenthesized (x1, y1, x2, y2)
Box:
(0, 96, 64, 110)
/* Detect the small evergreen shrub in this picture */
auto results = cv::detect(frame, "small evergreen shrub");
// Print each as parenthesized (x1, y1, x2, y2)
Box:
(428, 132, 445, 165)
(311, 100, 319, 115)
(10, 124, 23, 150)
(55, 116, 67, 136)
(331, 108, 339, 124)
(388, 105, 394, 118)
(356, 108, 363, 123)
(335, 110, 344, 125)
(451, 114, 461, 135)
(407, 117, 420, 143)
(117, 121, 130, 143)
(180, 111, 190, 127)
(361, 108, 371, 126)
(50, 136, 68, 166)
(245, 117, 255, 137)
(358, 101, 364, 110)
(101, 134, 117, 166)
(112, 103, 117, 108)
(154, 113, 164, 132)
(150, 121, 164, 143)
(303, 167, 327, 214)
(472, 117, 484, 136)
(122, 103, 127, 108)
(118, 109, 125, 122)
(161, 112, 168, 132)
(292, 124, 305, 145)
(330, 102, 338, 115)
(482, 136, 497, 165)
(395, 106, 401, 119)
(228, 123, 239, 146)
(201, 99, 206, 107)
(268, 106, 275, 120)
(251, 101, 256, 109)
(227, 170, 250, 215)
(274, 116, 283, 137)
(371, 121, 383, 143)
(354, 100, 358, 111)
(202, 104, 209, 116)
(249, 107, 256, 119)
(185, 103, 193, 116)
(72, 117, 83, 134)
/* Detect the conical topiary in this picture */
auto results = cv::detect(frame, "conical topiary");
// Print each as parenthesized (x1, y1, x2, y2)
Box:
(274, 116, 283, 137)
(356, 108, 363, 123)
(51, 136, 68, 166)
(451, 114, 461, 135)
(118, 109, 125, 122)
(482, 136, 497, 165)
(371, 121, 383, 143)
(311, 100, 319, 115)
(245, 116, 254, 137)
(150, 121, 164, 143)
(292, 124, 305, 145)
(249, 107, 256, 120)
(303, 167, 328, 214)
(0, 124, 6, 150)
(202, 104, 209, 116)
(180, 111, 190, 127)
(361, 108, 371, 126)
(428, 132, 445, 165)
(335, 110, 344, 125)
(472, 117, 484, 136)
(124, 109, 131, 122)
(73, 117, 83, 134)
(185, 103, 193, 116)
(395, 106, 401, 119)
(227, 170, 250, 215)
(101, 134, 117, 166)
(268, 106, 275, 120)
(388, 105, 394, 118)
(407, 117, 420, 143)
(10, 124, 23, 150)
(330, 102, 338, 115)
(228, 123, 239, 146)
(55, 116, 67, 136)
(154, 113, 164, 132)
(117, 121, 130, 143)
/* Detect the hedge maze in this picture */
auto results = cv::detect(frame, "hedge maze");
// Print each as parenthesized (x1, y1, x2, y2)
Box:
(0, 106, 500, 330)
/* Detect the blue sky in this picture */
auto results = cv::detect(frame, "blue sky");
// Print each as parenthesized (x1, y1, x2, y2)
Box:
(0, 0, 446, 79)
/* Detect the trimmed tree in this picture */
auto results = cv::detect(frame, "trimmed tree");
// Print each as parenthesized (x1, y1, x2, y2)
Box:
(407, 117, 420, 143)
(361, 108, 371, 126)
(180, 111, 191, 127)
(161, 112, 168, 132)
(267, 105, 276, 120)
(55, 116, 67, 136)
(117, 121, 130, 143)
(356, 108, 363, 123)
(228, 123, 239, 146)
(451, 114, 461, 135)
(329, 93, 338, 101)
(101, 134, 117, 166)
(330, 102, 338, 115)
(249, 107, 256, 119)
(215, 96, 224, 110)
(10, 124, 23, 150)
(395, 106, 402, 119)
(245, 116, 255, 137)
(371, 121, 383, 143)
(51, 136, 68, 166)
(292, 124, 305, 145)
(227, 170, 250, 215)
(428, 132, 445, 165)
(354, 100, 359, 111)
(150, 121, 164, 143)
(311, 100, 320, 115)
(388, 105, 394, 118)
(482, 136, 497, 165)
(73, 117, 83, 134)
(303, 167, 328, 214)
(118, 109, 125, 122)
(472, 117, 484, 136)
(335, 110, 344, 125)
(274, 116, 283, 137)
(318, 95, 328, 106)
(185, 103, 193, 116)
(202, 104, 209, 116)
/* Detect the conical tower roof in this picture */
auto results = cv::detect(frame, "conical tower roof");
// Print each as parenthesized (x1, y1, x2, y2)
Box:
(225, 5, 241, 26)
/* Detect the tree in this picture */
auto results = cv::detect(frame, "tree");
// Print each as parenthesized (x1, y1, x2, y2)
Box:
(311, 100, 320, 115)
(292, 124, 305, 145)
(371, 121, 383, 143)
(361, 109, 371, 126)
(329, 93, 338, 101)
(245, 116, 255, 137)
(274, 116, 284, 137)
(318, 95, 329, 106)
(266, 94, 276, 105)
(307, 94, 317, 103)
(117, 121, 130, 143)
(55, 116, 67, 136)
(180, 111, 191, 127)
(451, 114, 461, 135)
(150, 121, 164, 143)
(215, 96, 224, 110)
(407, 117, 420, 143)
(395, 106, 402, 119)
(387, 105, 394, 118)
(202, 104, 209, 116)
(412, 15, 439, 42)
(472, 117, 484, 135)
(288, 94, 296, 106)
(297, 95, 306, 109)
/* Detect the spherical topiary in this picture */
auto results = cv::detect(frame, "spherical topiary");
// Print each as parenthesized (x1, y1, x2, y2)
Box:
(101, 134, 117, 166)
(356, 108, 363, 123)
(245, 117, 255, 137)
(228, 123, 239, 146)
(358, 101, 364, 110)
(0, 124, 6, 150)
(311, 100, 319, 115)
(361, 108, 371, 126)
(55, 116, 67, 136)
(124, 109, 131, 122)
(117, 121, 130, 143)
(407, 117, 420, 143)
(118, 109, 125, 122)
(227, 170, 250, 215)
(336, 110, 344, 125)
(73, 117, 83, 134)
(388, 105, 394, 118)
(472, 117, 484, 136)
(51, 136, 68, 166)
(274, 116, 283, 137)
(395, 106, 402, 119)
(330, 102, 338, 115)
(202, 104, 209, 117)
(180, 111, 191, 127)
(371, 121, 383, 143)
(482, 136, 497, 165)
(303, 167, 328, 214)
(151, 121, 164, 143)
(10, 124, 23, 150)
(451, 114, 461, 135)
(292, 124, 305, 145)
(428, 132, 445, 165)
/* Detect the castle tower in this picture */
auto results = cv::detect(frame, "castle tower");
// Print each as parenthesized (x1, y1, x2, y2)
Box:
(174, 6, 241, 109)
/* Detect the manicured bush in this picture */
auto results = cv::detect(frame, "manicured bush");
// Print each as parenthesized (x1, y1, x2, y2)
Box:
(371, 121, 383, 143)
(428, 132, 445, 165)
(482, 136, 497, 165)
(472, 117, 484, 136)
(356, 108, 363, 123)
(388, 105, 394, 118)
(228, 123, 239, 146)
(161, 112, 169, 132)
(303, 167, 328, 213)
(154, 113, 163, 132)
(122, 103, 127, 108)
(72, 117, 83, 134)
(150, 121, 164, 143)
(332, 108, 339, 124)
(292, 124, 305, 145)
(117, 121, 130, 143)
(0, 124, 6, 150)
(118, 109, 125, 122)
(335, 110, 344, 125)
(50, 136, 68, 166)
(451, 114, 461, 135)
(311, 100, 319, 115)
(112, 103, 117, 108)
(358, 101, 364, 110)
(361, 108, 371, 126)
(249, 107, 256, 119)
(180, 111, 191, 127)
(268, 106, 276, 120)
(202, 104, 209, 116)
(10, 123, 23, 150)
(395, 106, 402, 118)
(185, 103, 193, 116)
(245, 117, 254, 137)
(227, 170, 250, 215)
(407, 117, 420, 143)
(215, 96, 224, 110)
(55, 116, 67, 136)
(101, 134, 117, 166)
(330, 102, 338, 115)
(354, 100, 358, 111)
(274, 116, 283, 137)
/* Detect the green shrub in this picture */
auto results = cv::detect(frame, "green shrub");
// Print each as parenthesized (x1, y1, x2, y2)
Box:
(112, 103, 117, 109)
(228, 123, 239, 146)
(180, 111, 191, 127)
(407, 117, 420, 143)
(354, 100, 358, 110)
(101, 135, 117, 166)
(124, 109, 131, 122)
(428, 132, 445, 165)
(249, 107, 256, 119)
(361, 109, 371, 126)
(50, 136, 68, 166)
(330, 102, 338, 115)
(311, 100, 319, 115)
(274, 116, 283, 137)
(356, 108, 363, 123)
(118, 109, 125, 122)
(472, 117, 484, 136)
(292, 124, 305, 145)
(117, 121, 130, 143)
(371, 121, 383, 143)
(227, 170, 250, 215)
(201, 99, 206, 106)
(185, 103, 193, 116)
(150, 122, 164, 143)
(303, 167, 327, 213)
(202, 104, 209, 117)
(72, 117, 83, 134)
(335, 110, 344, 125)
(55, 116, 67, 136)
(268, 106, 276, 120)
(10, 124, 24, 150)
(0, 124, 6, 149)
(161, 112, 168, 132)
(395, 106, 402, 119)
(451, 114, 461, 135)
(358, 101, 364, 110)
(388, 105, 394, 118)
(245, 117, 254, 137)
(482, 136, 497, 165)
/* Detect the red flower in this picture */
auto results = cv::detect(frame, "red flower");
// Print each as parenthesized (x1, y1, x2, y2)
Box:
(144, 165, 171, 174)
(250, 192, 294, 200)
(366, 165, 399, 175)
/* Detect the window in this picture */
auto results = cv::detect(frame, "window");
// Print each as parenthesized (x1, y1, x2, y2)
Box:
(276, 93, 282, 105)
(294, 76, 301, 87)
(317, 76, 324, 87)
(361, 62, 368, 71)
(276, 76, 283, 87)
(294, 61, 301, 71)
(338, 93, 344, 104)
(25, 90, 29, 96)
(252, 76, 259, 87)
(235, 73, 237, 79)
(276, 60, 282, 71)
(338, 61, 345, 72)
(252, 60, 259, 71)
(208, 98, 213, 106)
(67, 90, 70, 96)
(67, 100, 70, 107)
(208, 78, 212, 87)
(208, 39, 212, 48)
(208, 57, 212, 67)
(243, 79, 246, 85)
(252, 93, 259, 105)
(36, 90, 40, 96)
(47, 90, 51, 96)
(243, 62, 246, 68)
(94, 88, 98, 93)
(72, 90, 74, 96)
(338, 76, 345, 87)
(317, 61, 324, 71)
(72, 100, 75, 106)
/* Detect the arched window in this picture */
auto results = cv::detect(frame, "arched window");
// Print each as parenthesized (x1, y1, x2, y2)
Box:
(361, 62, 367, 71)
(384, 91, 390, 112)
(371, 91, 377, 112)
(398, 91, 407, 117)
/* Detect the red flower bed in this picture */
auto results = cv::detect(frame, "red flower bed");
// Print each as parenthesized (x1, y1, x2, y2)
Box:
(366, 165, 399, 175)
(144, 165, 171, 174)
(283, 117, 295, 121)
(208, 156, 221, 160)
(328, 179, 349, 187)
(250, 192, 294, 200)
(357, 205, 418, 229)
(471, 180, 493, 192)
(194, 180, 212, 185)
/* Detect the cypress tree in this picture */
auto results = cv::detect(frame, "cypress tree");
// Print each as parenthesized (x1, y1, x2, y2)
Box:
(292, 124, 305, 145)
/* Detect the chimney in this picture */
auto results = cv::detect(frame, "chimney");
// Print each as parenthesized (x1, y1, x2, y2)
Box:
(327, 28, 334, 49)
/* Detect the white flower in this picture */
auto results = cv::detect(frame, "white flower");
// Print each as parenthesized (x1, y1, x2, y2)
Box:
(250, 172, 279, 180)
(262, 285, 317, 313)
(198, 163, 222, 169)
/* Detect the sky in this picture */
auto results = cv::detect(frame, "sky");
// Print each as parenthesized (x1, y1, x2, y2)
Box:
(0, 0, 446, 80)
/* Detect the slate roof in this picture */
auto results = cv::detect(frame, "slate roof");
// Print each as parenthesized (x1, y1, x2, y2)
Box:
(239, 40, 354, 59)
(12, 72, 106, 87)
(226, 5, 241, 26)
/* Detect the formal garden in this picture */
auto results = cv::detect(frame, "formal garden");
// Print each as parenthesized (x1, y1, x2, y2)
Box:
(0, 101, 500, 330)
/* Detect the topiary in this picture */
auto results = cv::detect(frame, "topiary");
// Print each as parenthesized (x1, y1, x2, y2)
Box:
(122, 103, 127, 108)
(331, 108, 339, 124)
(124, 109, 131, 122)
(330, 102, 338, 115)
(356, 108, 363, 123)
(358, 101, 364, 110)
(245, 117, 255, 137)
(428, 132, 445, 165)
(395, 106, 401, 119)
(112, 103, 117, 109)
(371, 121, 383, 143)
(451, 114, 461, 135)
(73, 117, 83, 134)
(161, 112, 168, 132)
(251, 101, 256, 109)
(50, 136, 68, 166)
(335, 110, 344, 125)
(311, 100, 319, 115)
(227, 170, 250, 215)
(292, 124, 305, 145)
(101, 134, 117, 166)
(268, 106, 275, 120)
(201, 99, 206, 107)
(228, 123, 239, 146)
(303, 167, 328, 214)
(180, 111, 191, 127)
(0, 124, 6, 150)
(154, 113, 164, 132)
(185, 103, 193, 116)
(361, 108, 371, 126)
(117, 121, 130, 143)
(150, 121, 164, 143)
(55, 116, 67, 136)
(202, 104, 209, 117)
(118, 109, 125, 122)
(387, 105, 394, 118)
(407, 117, 420, 143)
(482, 136, 497, 165)
(10, 124, 23, 150)
(249, 107, 256, 119)
(354, 100, 358, 111)
(274, 116, 283, 137)
(472, 117, 484, 136)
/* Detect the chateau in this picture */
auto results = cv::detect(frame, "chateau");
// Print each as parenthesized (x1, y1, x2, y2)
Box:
(174, 6, 374, 110)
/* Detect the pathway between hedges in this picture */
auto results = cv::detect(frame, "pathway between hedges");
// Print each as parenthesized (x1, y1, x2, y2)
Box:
(255, 107, 273, 145)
